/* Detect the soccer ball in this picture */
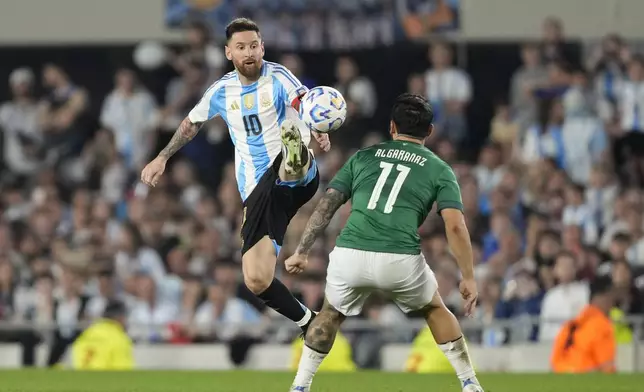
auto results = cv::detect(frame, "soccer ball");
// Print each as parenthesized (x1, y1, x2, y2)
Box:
(299, 86, 347, 133)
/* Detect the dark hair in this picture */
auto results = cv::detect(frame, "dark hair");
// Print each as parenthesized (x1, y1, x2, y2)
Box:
(225, 18, 260, 41)
(566, 182, 585, 195)
(391, 93, 433, 139)
(187, 21, 211, 42)
(538, 229, 561, 244)
(103, 300, 127, 319)
(589, 275, 613, 299)
(612, 232, 632, 244)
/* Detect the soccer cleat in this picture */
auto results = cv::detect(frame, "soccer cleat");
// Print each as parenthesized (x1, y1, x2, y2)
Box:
(281, 119, 305, 175)
(289, 385, 310, 392)
(462, 378, 484, 392)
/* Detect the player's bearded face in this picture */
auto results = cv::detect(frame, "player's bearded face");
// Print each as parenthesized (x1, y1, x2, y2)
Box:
(227, 31, 264, 80)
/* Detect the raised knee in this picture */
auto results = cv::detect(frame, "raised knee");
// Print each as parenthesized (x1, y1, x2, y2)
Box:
(244, 273, 272, 294)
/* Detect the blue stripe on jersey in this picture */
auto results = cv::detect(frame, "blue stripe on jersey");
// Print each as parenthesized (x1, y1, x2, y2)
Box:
(272, 76, 287, 126)
(273, 69, 300, 89)
(210, 86, 227, 119)
(267, 61, 300, 87)
(241, 84, 271, 186)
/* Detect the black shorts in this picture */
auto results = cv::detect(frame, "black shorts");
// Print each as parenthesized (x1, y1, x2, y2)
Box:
(240, 153, 319, 256)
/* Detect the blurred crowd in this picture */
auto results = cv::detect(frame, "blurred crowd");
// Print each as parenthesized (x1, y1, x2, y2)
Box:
(0, 16, 643, 369)
(165, 0, 460, 49)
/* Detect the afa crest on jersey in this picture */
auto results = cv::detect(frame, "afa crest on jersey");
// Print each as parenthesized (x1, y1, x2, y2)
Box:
(260, 92, 272, 108)
(243, 94, 255, 110)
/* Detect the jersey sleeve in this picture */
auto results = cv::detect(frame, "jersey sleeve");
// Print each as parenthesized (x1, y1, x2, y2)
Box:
(272, 64, 309, 107)
(188, 82, 222, 124)
(327, 155, 355, 197)
(435, 166, 463, 213)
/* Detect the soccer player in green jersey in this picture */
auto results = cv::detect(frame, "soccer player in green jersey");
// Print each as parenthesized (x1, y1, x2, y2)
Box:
(285, 94, 484, 392)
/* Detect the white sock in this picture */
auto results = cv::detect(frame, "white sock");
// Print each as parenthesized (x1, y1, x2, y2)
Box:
(296, 307, 312, 328)
(293, 345, 327, 387)
(438, 336, 477, 385)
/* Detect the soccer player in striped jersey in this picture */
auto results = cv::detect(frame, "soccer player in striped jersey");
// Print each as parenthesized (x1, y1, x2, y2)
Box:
(141, 18, 329, 335)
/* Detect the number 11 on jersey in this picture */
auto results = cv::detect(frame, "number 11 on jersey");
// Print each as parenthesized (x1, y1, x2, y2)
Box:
(367, 161, 411, 214)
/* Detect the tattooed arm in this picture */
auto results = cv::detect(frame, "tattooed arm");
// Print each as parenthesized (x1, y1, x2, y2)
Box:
(158, 117, 203, 160)
(296, 188, 348, 255)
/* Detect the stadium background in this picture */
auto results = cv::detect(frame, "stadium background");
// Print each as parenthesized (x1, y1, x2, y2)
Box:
(0, 0, 643, 377)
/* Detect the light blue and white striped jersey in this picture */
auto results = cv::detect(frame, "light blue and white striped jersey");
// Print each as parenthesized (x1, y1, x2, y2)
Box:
(188, 61, 310, 200)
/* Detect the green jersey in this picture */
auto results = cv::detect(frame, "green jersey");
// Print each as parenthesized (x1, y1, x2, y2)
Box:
(328, 140, 463, 255)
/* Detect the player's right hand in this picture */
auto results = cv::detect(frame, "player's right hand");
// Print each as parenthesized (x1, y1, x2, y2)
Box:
(141, 156, 167, 187)
(285, 253, 308, 275)
(459, 278, 479, 318)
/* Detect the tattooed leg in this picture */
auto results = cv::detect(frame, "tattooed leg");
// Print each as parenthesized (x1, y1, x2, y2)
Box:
(291, 300, 346, 389)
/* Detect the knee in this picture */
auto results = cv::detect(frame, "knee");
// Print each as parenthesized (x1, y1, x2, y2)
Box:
(244, 271, 272, 294)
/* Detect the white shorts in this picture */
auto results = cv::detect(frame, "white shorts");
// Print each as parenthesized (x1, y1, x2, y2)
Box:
(325, 247, 438, 316)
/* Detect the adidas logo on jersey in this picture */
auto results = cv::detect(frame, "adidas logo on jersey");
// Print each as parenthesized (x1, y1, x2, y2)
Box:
(230, 101, 240, 111)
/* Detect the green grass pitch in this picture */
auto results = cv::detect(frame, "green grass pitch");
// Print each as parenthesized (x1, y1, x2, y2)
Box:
(0, 370, 642, 392)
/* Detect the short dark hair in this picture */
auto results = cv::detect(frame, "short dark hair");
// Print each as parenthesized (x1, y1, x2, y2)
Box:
(103, 300, 127, 319)
(391, 93, 434, 139)
(590, 275, 613, 299)
(225, 18, 260, 41)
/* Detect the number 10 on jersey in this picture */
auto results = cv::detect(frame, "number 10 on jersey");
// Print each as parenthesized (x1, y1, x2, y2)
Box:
(367, 161, 410, 214)
(243, 114, 263, 136)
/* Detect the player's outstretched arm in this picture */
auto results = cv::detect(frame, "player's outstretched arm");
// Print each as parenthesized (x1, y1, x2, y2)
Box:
(441, 208, 478, 316)
(296, 189, 348, 255)
(158, 117, 203, 160)
(285, 188, 348, 275)
(141, 117, 203, 187)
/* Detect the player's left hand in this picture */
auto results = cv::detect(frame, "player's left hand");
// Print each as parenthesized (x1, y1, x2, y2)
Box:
(459, 278, 479, 318)
(312, 131, 331, 152)
(285, 253, 308, 274)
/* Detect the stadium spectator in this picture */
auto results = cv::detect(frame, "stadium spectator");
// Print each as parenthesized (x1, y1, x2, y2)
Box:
(38, 64, 89, 162)
(551, 276, 617, 373)
(540, 16, 571, 63)
(86, 269, 120, 320)
(168, 21, 225, 81)
(128, 274, 178, 342)
(280, 53, 316, 89)
(100, 68, 158, 170)
(587, 34, 630, 121)
(334, 56, 377, 145)
(510, 43, 548, 132)
(611, 260, 644, 316)
(191, 281, 262, 342)
(0, 67, 43, 177)
(489, 101, 519, 158)
(495, 270, 544, 343)
(614, 55, 644, 186)
(71, 300, 134, 370)
(424, 42, 471, 144)
(539, 252, 589, 342)
(48, 268, 90, 367)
